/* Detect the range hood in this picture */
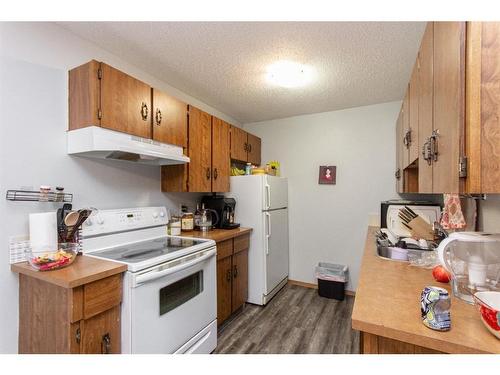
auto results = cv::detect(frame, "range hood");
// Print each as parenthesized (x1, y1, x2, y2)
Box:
(67, 126, 189, 166)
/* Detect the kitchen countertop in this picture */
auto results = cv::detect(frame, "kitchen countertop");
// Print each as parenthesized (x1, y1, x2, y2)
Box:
(352, 226, 500, 354)
(11, 255, 127, 289)
(179, 227, 252, 242)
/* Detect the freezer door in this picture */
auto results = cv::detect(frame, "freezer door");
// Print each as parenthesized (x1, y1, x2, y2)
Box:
(264, 208, 289, 294)
(263, 176, 288, 210)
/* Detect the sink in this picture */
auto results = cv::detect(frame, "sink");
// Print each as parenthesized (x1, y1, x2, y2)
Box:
(376, 245, 430, 262)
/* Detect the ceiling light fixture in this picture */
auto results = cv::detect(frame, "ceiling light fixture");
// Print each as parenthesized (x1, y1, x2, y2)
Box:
(266, 60, 314, 88)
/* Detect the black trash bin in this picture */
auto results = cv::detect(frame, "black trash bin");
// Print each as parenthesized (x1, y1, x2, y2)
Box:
(315, 262, 348, 301)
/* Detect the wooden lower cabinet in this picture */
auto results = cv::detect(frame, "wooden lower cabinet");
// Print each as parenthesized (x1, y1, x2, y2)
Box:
(18, 273, 123, 354)
(360, 332, 444, 354)
(216, 235, 249, 326)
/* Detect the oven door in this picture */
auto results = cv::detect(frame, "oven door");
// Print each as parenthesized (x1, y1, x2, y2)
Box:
(129, 246, 216, 353)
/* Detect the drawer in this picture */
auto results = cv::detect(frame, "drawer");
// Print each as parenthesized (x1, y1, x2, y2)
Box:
(217, 239, 233, 260)
(234, 234, 250, 254)
(83, 274, 122, 319)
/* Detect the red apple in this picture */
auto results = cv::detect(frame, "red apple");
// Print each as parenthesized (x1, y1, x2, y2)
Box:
(432, 265, 451, 283)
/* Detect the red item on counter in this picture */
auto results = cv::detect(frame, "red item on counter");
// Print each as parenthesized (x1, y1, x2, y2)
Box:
(432, 265, 451, 283)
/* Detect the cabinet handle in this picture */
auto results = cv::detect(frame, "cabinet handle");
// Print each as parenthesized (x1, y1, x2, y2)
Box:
(213, 168, 218, 180)
(141, 102, 149, 121)
(75, 327, 81, 344)
(422, 138, 432, 165)
(206, 167, 211, 180)
(244, 142, 248, 151)
(155, 108, 162, 125)
(248, 144, 252, 152)
(226, 269, 232, 282)
(101, 333, 111, 354)
(430, 130, 439, 162)
(233, 264, 238, 278)
(395, 168, 401, 180)
(403, 129, 412, 148)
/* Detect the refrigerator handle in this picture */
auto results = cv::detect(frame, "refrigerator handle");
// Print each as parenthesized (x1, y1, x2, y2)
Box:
(265, 183, 271, 210)
(265, 212, 271, 255)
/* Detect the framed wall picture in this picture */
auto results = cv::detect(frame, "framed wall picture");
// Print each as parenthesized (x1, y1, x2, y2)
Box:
(318, 166, 336, 185)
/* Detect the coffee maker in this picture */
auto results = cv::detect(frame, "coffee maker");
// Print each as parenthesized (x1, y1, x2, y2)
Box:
(201, 195, 240, 229)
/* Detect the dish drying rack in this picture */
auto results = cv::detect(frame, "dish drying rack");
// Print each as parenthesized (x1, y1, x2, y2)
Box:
(6, 190, 73, 203)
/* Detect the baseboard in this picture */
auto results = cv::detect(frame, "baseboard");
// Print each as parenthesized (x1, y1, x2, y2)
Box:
(287, 279, 356, 296)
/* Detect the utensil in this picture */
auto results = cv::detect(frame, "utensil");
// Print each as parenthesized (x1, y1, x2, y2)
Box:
(65, 209, 93, 242)
(473, 291, 500, 339)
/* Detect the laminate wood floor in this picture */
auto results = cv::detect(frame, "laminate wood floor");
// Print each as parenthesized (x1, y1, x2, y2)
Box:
(215, 284, 360, 354)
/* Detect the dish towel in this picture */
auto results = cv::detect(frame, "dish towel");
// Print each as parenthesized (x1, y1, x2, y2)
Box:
(440, 193, 466, 230)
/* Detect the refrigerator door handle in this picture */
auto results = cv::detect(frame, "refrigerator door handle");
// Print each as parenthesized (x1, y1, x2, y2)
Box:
(265, 183, 271, 210)
(265, 212, 271, 255)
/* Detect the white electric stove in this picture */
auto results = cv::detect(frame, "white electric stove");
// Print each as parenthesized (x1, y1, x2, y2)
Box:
(81, 207, 217, 354)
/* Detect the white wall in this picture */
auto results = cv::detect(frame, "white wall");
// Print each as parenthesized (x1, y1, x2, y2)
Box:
(244, 102, 401, 291)
(0, 22, 237, 353)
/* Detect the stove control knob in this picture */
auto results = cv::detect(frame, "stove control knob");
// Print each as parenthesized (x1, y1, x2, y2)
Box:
(159, 211, 165, 218)
(96, 216, 104, 225)
(85, 218, 93, 226)
(153, 212, 159, 219)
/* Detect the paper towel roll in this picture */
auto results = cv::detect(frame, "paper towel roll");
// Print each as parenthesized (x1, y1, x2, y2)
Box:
(29, 212, 58, 252)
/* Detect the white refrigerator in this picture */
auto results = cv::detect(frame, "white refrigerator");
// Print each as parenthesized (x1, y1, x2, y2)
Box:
(228, 175, 289, 305)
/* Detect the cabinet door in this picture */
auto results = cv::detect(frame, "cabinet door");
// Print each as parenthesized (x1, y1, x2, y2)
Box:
(188, 106, 212, 192)
(152, 89, 187, 147)
(212, 117, 231, 192)
(409, 64, 419, 164)
(418, 23, 434, 193)
(80, 306, 121, 354)
(231, 249, 248, 313)
(230, 126, 248, 162)
(217, 256, 233, 325)
(432, 22, 465, 193)
(402, 89, 410, 169)
(100, 63, 152, 139)
(395, 109, 404, 193)
(247, 133, 262, 166)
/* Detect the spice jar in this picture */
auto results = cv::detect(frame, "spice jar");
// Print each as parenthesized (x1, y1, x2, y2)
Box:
(168, 215, 181, 236)
(181, 212, 194, 232)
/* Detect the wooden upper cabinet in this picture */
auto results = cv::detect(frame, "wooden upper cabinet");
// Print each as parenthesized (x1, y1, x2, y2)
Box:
(100, 63, 152, 139)
(152, 89, 187, 147)
(230, 126, 248, 162)
(212, 117, 231, 192)
(432, 22, 465, 193)
(409, 64, 419, 164)
(188, 106, 212, 192)
(247, 133, 262, 166)
(418, 23, 434, 194)
(69, 60, 101, 130)
(466, 22, 500, 193)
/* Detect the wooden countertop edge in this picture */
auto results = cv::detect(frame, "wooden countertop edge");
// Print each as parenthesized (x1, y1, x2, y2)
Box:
(179, 227, 252, 242)
(11, 256, 127, 289)
(351, 318, 490, 354)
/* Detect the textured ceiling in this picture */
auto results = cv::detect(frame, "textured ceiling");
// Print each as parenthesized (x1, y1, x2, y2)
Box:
(58, 22, 426, 124)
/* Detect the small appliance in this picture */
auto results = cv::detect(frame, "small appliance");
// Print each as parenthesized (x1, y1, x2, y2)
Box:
(201, 195, 240, 229)
(196, 204, 219, 232)
(437, 232, 500, 304)
(381, 200, 441, 238)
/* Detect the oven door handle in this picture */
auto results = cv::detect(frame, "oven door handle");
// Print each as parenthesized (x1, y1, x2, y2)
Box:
(133, 248, 216, 287)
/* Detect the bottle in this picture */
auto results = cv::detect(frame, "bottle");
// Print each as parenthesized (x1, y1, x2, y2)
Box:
(245, 163, 252, 175)
(194, 204, 202, 231)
